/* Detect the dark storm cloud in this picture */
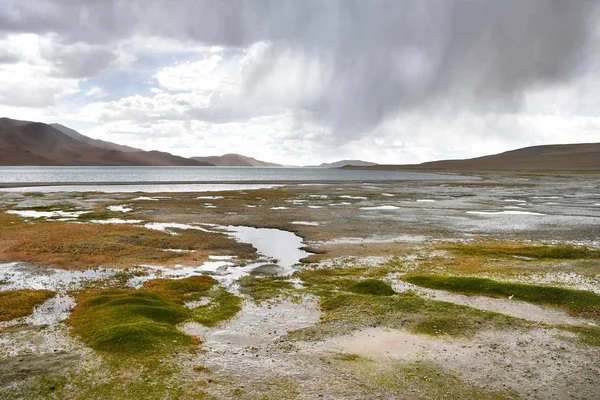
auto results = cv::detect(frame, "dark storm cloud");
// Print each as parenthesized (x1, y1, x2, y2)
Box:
(1, 0, 598, 134)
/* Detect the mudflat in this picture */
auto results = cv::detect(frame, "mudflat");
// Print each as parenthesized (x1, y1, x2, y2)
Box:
(0, 172, 598, 399)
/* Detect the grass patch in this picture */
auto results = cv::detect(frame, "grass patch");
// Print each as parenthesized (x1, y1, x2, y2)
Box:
(558, 325, 600, 347)
(346, 359, 516, 399)
(445, 242, 600, 260)
(295, 264, 393, 298)
(332, 353, 363, 362)
(144, 275, 215, 303)
(0, 289, 55, 321)
(349, 279, 395, 296)
(238, 276, 295, 302)
(0, 219, 255, 269)
(404, 275, 600, 318)
(69, 289, 194, 354)
(70, 276, 242, 353)
(0, 374, 67, 400)
(191, 287, 242, 327)
(287, 291, 526, 341)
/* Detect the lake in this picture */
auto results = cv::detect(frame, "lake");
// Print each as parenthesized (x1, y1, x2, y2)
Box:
(0, 166, 472, 192)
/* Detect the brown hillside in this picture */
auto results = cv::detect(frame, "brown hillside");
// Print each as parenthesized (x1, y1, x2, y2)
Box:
(0, 120, 213, 166)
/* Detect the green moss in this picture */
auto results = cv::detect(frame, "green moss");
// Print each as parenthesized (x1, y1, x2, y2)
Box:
(404, 275, 600, 318)
(238, 276, 295, 302)
(0, 374, 67, 400)
(0, 289, 55, 321)
(559, 325, 600, 347)
(191, 287, 242, 327)
(349, 360, 517, 399)
(332, 353, 363, 361)
(69, 289, 194, 354)
(304, 291, 526, 339)
(446, 242, 599, 260)
(349, 279, 395, 296)
(70, 275, 242, 354)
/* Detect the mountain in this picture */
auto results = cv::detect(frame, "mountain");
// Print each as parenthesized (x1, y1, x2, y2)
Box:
(313, 160, 377, 168)
(0, 118, 214, 166)
(50, 123, 142, 153)
(342, 143, 600, 171)
(191, 153, 281, 167)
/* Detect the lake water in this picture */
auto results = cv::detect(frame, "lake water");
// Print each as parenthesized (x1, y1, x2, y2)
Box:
(0, 166, 472, 192)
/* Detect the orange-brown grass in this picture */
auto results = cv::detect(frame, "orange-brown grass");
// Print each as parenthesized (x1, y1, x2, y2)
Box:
(0, 289, 55, 321)
(143, 275, 216, 303)
(0, 220, 256, 270)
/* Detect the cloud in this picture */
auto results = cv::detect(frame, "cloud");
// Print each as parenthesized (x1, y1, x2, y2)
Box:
(1, 1, 599, 164)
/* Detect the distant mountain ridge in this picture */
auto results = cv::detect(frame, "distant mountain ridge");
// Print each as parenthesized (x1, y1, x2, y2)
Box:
(0, 118, 213, 166)
(312, 160, 377, 168)
(50, 123, 142, 153)
(342, 143, 600, 171)
(191, 153, 281, 167)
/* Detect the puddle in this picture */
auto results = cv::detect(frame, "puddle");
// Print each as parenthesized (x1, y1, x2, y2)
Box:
(144, 222, 215, 235)
(382, 193, 395, 197)
(197, 196, 224, 200)
(106, 204, 132, 212)
(209, 255, 236, 260)
(132, 196, 160, 201)
(270, 207, 288, 210)
(0, 295, 76, 329)
(90, 218, 144, 224)
(291, 221, 320, 226)
(182, 299, 320, 351)
(360, 205, 399, 210)
(0, 263, 116, 292)
(6, 210, 86, 219)
(305, 327, 438, 359)
(225, 226, 312, 269)
(340, 195, 368, 200)
(467, 210, 546, 216)
(308, 205, 323, 209)
(416, 199, 436, 203)
(324, 234, 427, 244)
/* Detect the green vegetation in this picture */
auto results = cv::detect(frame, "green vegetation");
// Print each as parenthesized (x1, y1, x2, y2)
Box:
(288, 291, 526, 341)
(238, 275, 295, 302)
(349, 279, 395, 296)
(559, 325, 600, 347)
(295, 264, 392, 298)
(404, 275, 600, 318)
(144, 275, 215, 302)
(332, 353, 363, 361)
(0, 374, 67, 400)
(70, 276, 241, 354)
(69, 289, 194, 354)
(191, 287, 242, 327)
(0, 289, 55, 321)
(445, 242, 600, 260)
(344, 360, 517, 400)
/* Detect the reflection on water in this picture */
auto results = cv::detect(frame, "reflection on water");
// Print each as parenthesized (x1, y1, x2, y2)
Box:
(226, 225, 312, 268)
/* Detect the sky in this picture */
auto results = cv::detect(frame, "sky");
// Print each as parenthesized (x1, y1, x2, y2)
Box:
(1, 0, 600, 165)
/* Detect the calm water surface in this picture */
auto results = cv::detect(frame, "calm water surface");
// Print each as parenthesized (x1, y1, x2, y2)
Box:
(0, 166, 474, 192)
(0, 166, 466, 183)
